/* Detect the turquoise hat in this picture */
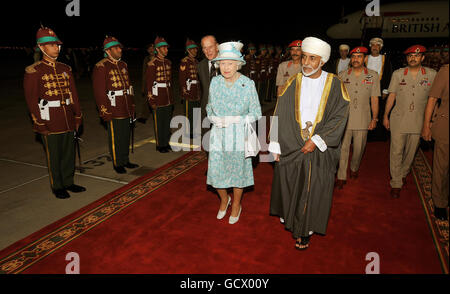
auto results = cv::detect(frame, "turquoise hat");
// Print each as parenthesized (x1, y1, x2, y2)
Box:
(212, 41, 246, 65)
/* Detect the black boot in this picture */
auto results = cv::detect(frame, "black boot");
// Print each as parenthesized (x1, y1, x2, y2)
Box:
(53, 189, 70, 199)
(114, 166, 127, 174)
(66, 184, 86, 193)
(124, 162, 139, 169)
(157, 146, 169, 153)
(434, 206, 448, 221)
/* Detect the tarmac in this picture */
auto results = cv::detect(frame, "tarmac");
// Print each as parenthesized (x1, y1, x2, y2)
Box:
(0, 50, 276, 250)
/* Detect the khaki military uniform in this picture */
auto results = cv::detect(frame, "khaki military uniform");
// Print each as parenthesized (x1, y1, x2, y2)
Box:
(269, 54, 281, 100)
(429, 64, 449, 208)
(276, 60, 302, 89)
(388, 66, 437, 188)
(337, 67, 380, 180)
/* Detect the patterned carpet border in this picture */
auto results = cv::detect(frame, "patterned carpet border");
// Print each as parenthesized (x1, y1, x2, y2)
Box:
(0, 151, 207, 274)
(412, 149, 449, 274)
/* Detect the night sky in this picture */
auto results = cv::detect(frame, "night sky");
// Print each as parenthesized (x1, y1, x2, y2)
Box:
(1, 0, 416, 50)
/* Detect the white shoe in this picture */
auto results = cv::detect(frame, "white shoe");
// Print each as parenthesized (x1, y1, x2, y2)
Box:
(280, 217, 285, 224)
(228, 205, 242, 224)
(216, 195, 231, 219)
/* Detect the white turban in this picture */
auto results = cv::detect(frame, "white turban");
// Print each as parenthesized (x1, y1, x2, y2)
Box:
(370, 37, 383, 48)
(339, 44, 350, 51)
(302, 37, 331, 64)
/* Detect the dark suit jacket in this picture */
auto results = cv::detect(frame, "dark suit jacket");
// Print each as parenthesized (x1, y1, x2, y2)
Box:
(197, 58, 210, 120)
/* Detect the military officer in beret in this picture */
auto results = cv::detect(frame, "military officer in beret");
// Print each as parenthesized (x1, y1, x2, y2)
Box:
(24, 27, 86, 199)
(92, 36, 138, 174)
(146, 37, 174, 153)
(384, 45, 437, 198)
(179, 39, 201, 139)
(275, 40, 302, 97)
(336, 46, 380, 189)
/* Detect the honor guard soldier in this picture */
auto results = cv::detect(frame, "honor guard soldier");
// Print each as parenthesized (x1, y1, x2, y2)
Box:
(256, 44, 269, 103)
(92, 36, 138, 174)
(336, 47, 380, 189)
(243, 43, 258, 82)
(24, 27, 86, 199)
(275, 40, 302, 97)
(266, 44, 277, 102)
(269, 45, 282, 100)
(139, 43, 156, 122)
(384, 45, 437, 198)
(146, 37, 174, 153)
(179, 39, 201, 138)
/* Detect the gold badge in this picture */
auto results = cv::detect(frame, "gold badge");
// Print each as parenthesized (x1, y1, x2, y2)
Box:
(180, 65, 186, 71)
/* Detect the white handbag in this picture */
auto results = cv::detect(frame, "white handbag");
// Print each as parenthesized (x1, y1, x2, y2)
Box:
(244, 117, 261, 158)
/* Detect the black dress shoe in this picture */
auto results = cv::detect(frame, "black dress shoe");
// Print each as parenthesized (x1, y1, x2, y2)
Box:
(157, 147, 169, 153)
(124, 162, 139, 169)
(390, 188, 401, 199)
(53, 189, 70, 199)
(66, 184, 86, 193)
(166, 145, 173, 152)
(434, 206, 448, 221)
(335, 179, 346, 189)
(114, 166, 127, 174)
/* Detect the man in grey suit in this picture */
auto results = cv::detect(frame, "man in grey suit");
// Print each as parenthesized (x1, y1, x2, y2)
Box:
(197, 35, 219, 136)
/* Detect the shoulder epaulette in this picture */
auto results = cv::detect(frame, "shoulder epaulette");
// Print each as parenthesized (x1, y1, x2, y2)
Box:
(25, 61, 41, 74)
(57, 61, 72, 71)
(95, 58, 109, 68)
(147, 57, 157, 67)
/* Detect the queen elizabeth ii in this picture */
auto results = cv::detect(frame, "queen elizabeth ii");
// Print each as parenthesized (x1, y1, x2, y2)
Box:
(206, 41, 262, 224)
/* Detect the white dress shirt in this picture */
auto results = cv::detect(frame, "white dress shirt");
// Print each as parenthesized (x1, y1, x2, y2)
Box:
(367, 55, 382, 76)
(337, 58, 350, 74)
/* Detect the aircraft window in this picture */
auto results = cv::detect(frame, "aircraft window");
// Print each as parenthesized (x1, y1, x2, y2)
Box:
(426, 18, 429, 21)
(431, 17, 434, 21)
(421, 18, 424, 21)
(437, 17, 439, 21)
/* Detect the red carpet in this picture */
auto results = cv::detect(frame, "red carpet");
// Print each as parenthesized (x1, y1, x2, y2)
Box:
(412, 148, 449, 273)
(0, 141, 444, 274)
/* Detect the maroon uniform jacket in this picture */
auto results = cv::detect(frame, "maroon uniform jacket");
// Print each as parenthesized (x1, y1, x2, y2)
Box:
(92, 58, 135, 121)
(24, 59, 82, 134)
(179, 56, 200, 101)
(146, 56, 173, 108)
